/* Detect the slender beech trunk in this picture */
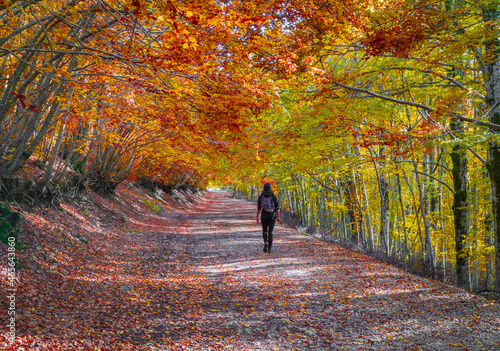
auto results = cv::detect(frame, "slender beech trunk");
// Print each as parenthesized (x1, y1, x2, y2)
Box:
(369, 146, 390, 254)
(482, 5, 500, 292)
(379, 175, 390, 255)
(471, 181, 479, 291)
(422, 153, 431, 224)
(413, 160, 436, 276)
(389, 175, 402, 256)
(342, 177, 358, 242)
(352, 171, 365, 244)
(337, 179, 348, 239)
(396, 171, 410, 257)
(361, 174, 374, 250)
(482, 157, 495, 290)
(438, 147, 447, 272)
(402, 167, 424, 256)
(429, 150, 439, 223)
(41, 119, 66, 191)
(450, 118, 471, 290)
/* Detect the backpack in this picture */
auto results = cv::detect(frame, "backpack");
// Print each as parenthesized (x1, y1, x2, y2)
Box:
(261, 195, 275, 213)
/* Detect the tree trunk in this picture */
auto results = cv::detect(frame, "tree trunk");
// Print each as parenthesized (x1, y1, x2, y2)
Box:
(342, 177, 358, 242)
(379, 175, 390, 255)
(370, 146, 390, 254)
(41, 119, 66, 191)
(482, 6, 500, 292)
(395, 171, 410, 258)
(413, 160, 436, 276)
(352, 171, 365, 244)
(450, 118, 471, 291)
(361, 174, 374, 250)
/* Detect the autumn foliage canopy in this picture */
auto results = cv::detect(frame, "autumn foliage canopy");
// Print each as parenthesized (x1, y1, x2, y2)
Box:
(2, 0, 500, 293)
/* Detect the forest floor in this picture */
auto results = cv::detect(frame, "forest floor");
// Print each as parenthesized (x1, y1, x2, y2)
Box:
(1, 184, 500, 350)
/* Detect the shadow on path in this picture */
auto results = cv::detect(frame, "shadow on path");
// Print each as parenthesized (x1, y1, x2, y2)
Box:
(6, 190, 499, 351)
(137, 191, 500, 350)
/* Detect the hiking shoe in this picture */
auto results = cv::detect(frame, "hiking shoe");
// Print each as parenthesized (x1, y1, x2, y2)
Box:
(263, 243, 268, 253)
(267, 246, 271, 253)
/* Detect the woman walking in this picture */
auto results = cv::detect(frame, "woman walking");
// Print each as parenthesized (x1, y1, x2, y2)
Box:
(256, 182, 281, 253)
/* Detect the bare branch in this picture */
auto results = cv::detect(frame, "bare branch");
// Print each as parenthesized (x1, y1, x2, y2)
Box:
(331, 80, 435, 112)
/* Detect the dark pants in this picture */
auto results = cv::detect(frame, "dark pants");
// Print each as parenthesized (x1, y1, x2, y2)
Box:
(261, 213, 276, 248)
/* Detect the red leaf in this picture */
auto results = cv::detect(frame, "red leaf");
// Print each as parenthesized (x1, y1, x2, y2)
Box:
(10, 90, 26, 108)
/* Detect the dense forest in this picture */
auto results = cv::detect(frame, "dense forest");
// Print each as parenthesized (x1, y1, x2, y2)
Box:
(1, 0, 500, 297)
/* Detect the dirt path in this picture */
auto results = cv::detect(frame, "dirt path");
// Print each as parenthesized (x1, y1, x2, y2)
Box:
(2, 189, 500, 350)
(135, 191, 500, 350)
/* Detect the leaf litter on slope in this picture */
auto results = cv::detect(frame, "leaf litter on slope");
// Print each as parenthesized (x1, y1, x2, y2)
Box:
(1, 186, 499, 350)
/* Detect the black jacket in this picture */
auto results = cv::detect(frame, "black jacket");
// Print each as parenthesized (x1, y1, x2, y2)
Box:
(258, 190, 280, 218)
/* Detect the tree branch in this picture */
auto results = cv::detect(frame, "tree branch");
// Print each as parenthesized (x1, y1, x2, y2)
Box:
(331, 80, 500, 131)
(331, 80, 435, 112)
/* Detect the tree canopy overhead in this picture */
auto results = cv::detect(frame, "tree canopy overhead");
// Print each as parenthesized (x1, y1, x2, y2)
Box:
(2, 0, 500, 291)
